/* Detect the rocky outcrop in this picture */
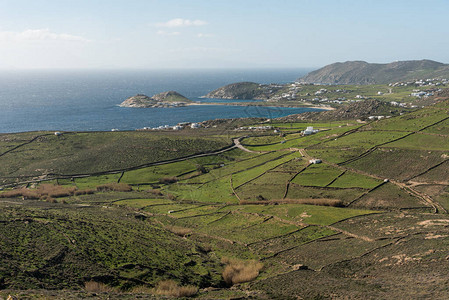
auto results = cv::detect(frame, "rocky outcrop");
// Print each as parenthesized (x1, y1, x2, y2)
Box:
(205, 82, 277, 100)
(119, 94, 156, 108)
(151, 91, 191, 102)
(120, 91, 191, 108)
(298, 60, 449, 85)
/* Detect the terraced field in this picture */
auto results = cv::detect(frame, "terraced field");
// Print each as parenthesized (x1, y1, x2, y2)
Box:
(1, 99, 449, 299)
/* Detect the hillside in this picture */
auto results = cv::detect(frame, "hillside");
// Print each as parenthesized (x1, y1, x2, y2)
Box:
(204, 82, 281, 100)
(278, 99, 405, 121)
(298, 59, 449, 85)
(1, 97, 449, 299)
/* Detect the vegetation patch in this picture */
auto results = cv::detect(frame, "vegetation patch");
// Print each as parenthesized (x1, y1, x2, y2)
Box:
(96, 183, 132, 192)
(152, 280, 198, 298)
(328, 171, 382, 189)
(347, 148, 446, 181)
(286, 184, 366, 205)
(351, 182, 427, 210)
(221, 257, 263, 286)
(291, 163, 342, 187)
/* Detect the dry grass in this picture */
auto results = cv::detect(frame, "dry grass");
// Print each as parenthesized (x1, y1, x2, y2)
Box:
(74, 189, 95, 196)
(152, 280, 198, 297)
(221, 257, 263, 286)
(240, 198, 344, 207)
(0, 188, 40, 199)
(96, 183, 132, 192)
(159, 177, 178, 184)
(0, 184, 77, 200)
(165, 225, 193, 237)
(130, 285, 152, 294)
(84, 281, 117, 293)
(147, 189, 163, 196)
(39, 184, 76, 198)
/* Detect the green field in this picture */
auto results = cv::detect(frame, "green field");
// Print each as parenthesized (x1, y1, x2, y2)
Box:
(1, 97, 449, 299)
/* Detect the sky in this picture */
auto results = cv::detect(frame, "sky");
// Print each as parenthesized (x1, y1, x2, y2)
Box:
(0, 0, 448, 69)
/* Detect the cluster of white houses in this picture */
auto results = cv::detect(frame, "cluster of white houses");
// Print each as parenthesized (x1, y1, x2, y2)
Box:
(142, 122, 202, 131)
(389, 78, 448, 87)
(409, 88, 441, 98)
(238, 125, 273, 131)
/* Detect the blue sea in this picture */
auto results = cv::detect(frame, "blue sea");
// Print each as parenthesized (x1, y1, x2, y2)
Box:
(0, 69, 316, 133)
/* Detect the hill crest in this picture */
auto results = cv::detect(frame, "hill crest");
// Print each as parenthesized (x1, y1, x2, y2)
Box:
(298, 59, 449, 85)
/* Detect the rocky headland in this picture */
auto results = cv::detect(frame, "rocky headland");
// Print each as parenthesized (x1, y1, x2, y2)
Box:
(120, 91, 192, 108)
(204, 82, 282, 100)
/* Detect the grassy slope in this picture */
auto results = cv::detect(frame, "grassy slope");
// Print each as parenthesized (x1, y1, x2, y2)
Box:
(1, 98, 449, 298)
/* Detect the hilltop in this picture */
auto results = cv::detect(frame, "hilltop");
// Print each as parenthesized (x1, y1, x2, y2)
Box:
(120, 91, 191, 108)
(298, 59, 449, 85)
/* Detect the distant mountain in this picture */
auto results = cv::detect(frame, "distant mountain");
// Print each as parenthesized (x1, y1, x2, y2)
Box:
(298, 60, 449, 85)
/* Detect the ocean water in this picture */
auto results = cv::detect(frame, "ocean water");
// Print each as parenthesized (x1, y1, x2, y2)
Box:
(0, 69, 316, 133)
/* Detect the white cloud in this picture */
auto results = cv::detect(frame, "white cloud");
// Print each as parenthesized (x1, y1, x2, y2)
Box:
(197, 33, 214, 38)
(156, 18, 208, 28)
(0, 29, 90, 42)
(157, 30, 181, 36)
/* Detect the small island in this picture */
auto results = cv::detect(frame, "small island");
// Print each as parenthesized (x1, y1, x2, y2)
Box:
(120, 91, 192, 108)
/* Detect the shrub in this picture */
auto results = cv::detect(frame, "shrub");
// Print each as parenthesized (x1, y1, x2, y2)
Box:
(197, 244, 212, 253)
(84, 281, 117, 293)
(282, 198, 344, 207)
(152, 280, 198, 297)
(0, 188, 39, 199)
(74, 189, 95, 196)
(147, 189, 163, 196)
(240, 198, 344, 207)
(96, 183, 132, 192)
(196, 164, 209, 174)
(38, 184, 76, 198)
(159, 177, 178, 184)
(166, 225, 192, 237)
(221, 257, 263, 286)
(165, 193, 177, 200)
(46, 197, 57, 203)
(0, 184, 77, 200)
(130, 285, 152, 294)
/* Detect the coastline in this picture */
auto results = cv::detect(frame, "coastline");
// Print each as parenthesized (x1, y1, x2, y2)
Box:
(186, 101, 335, 110)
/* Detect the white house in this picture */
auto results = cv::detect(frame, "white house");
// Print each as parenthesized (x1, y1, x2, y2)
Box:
(303, 126, 319, 136)
(309, 159, 322, 164)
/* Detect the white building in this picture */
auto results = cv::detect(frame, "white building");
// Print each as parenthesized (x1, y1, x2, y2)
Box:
(309, 159, 322, 164)
(303, 126, 319, 136)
